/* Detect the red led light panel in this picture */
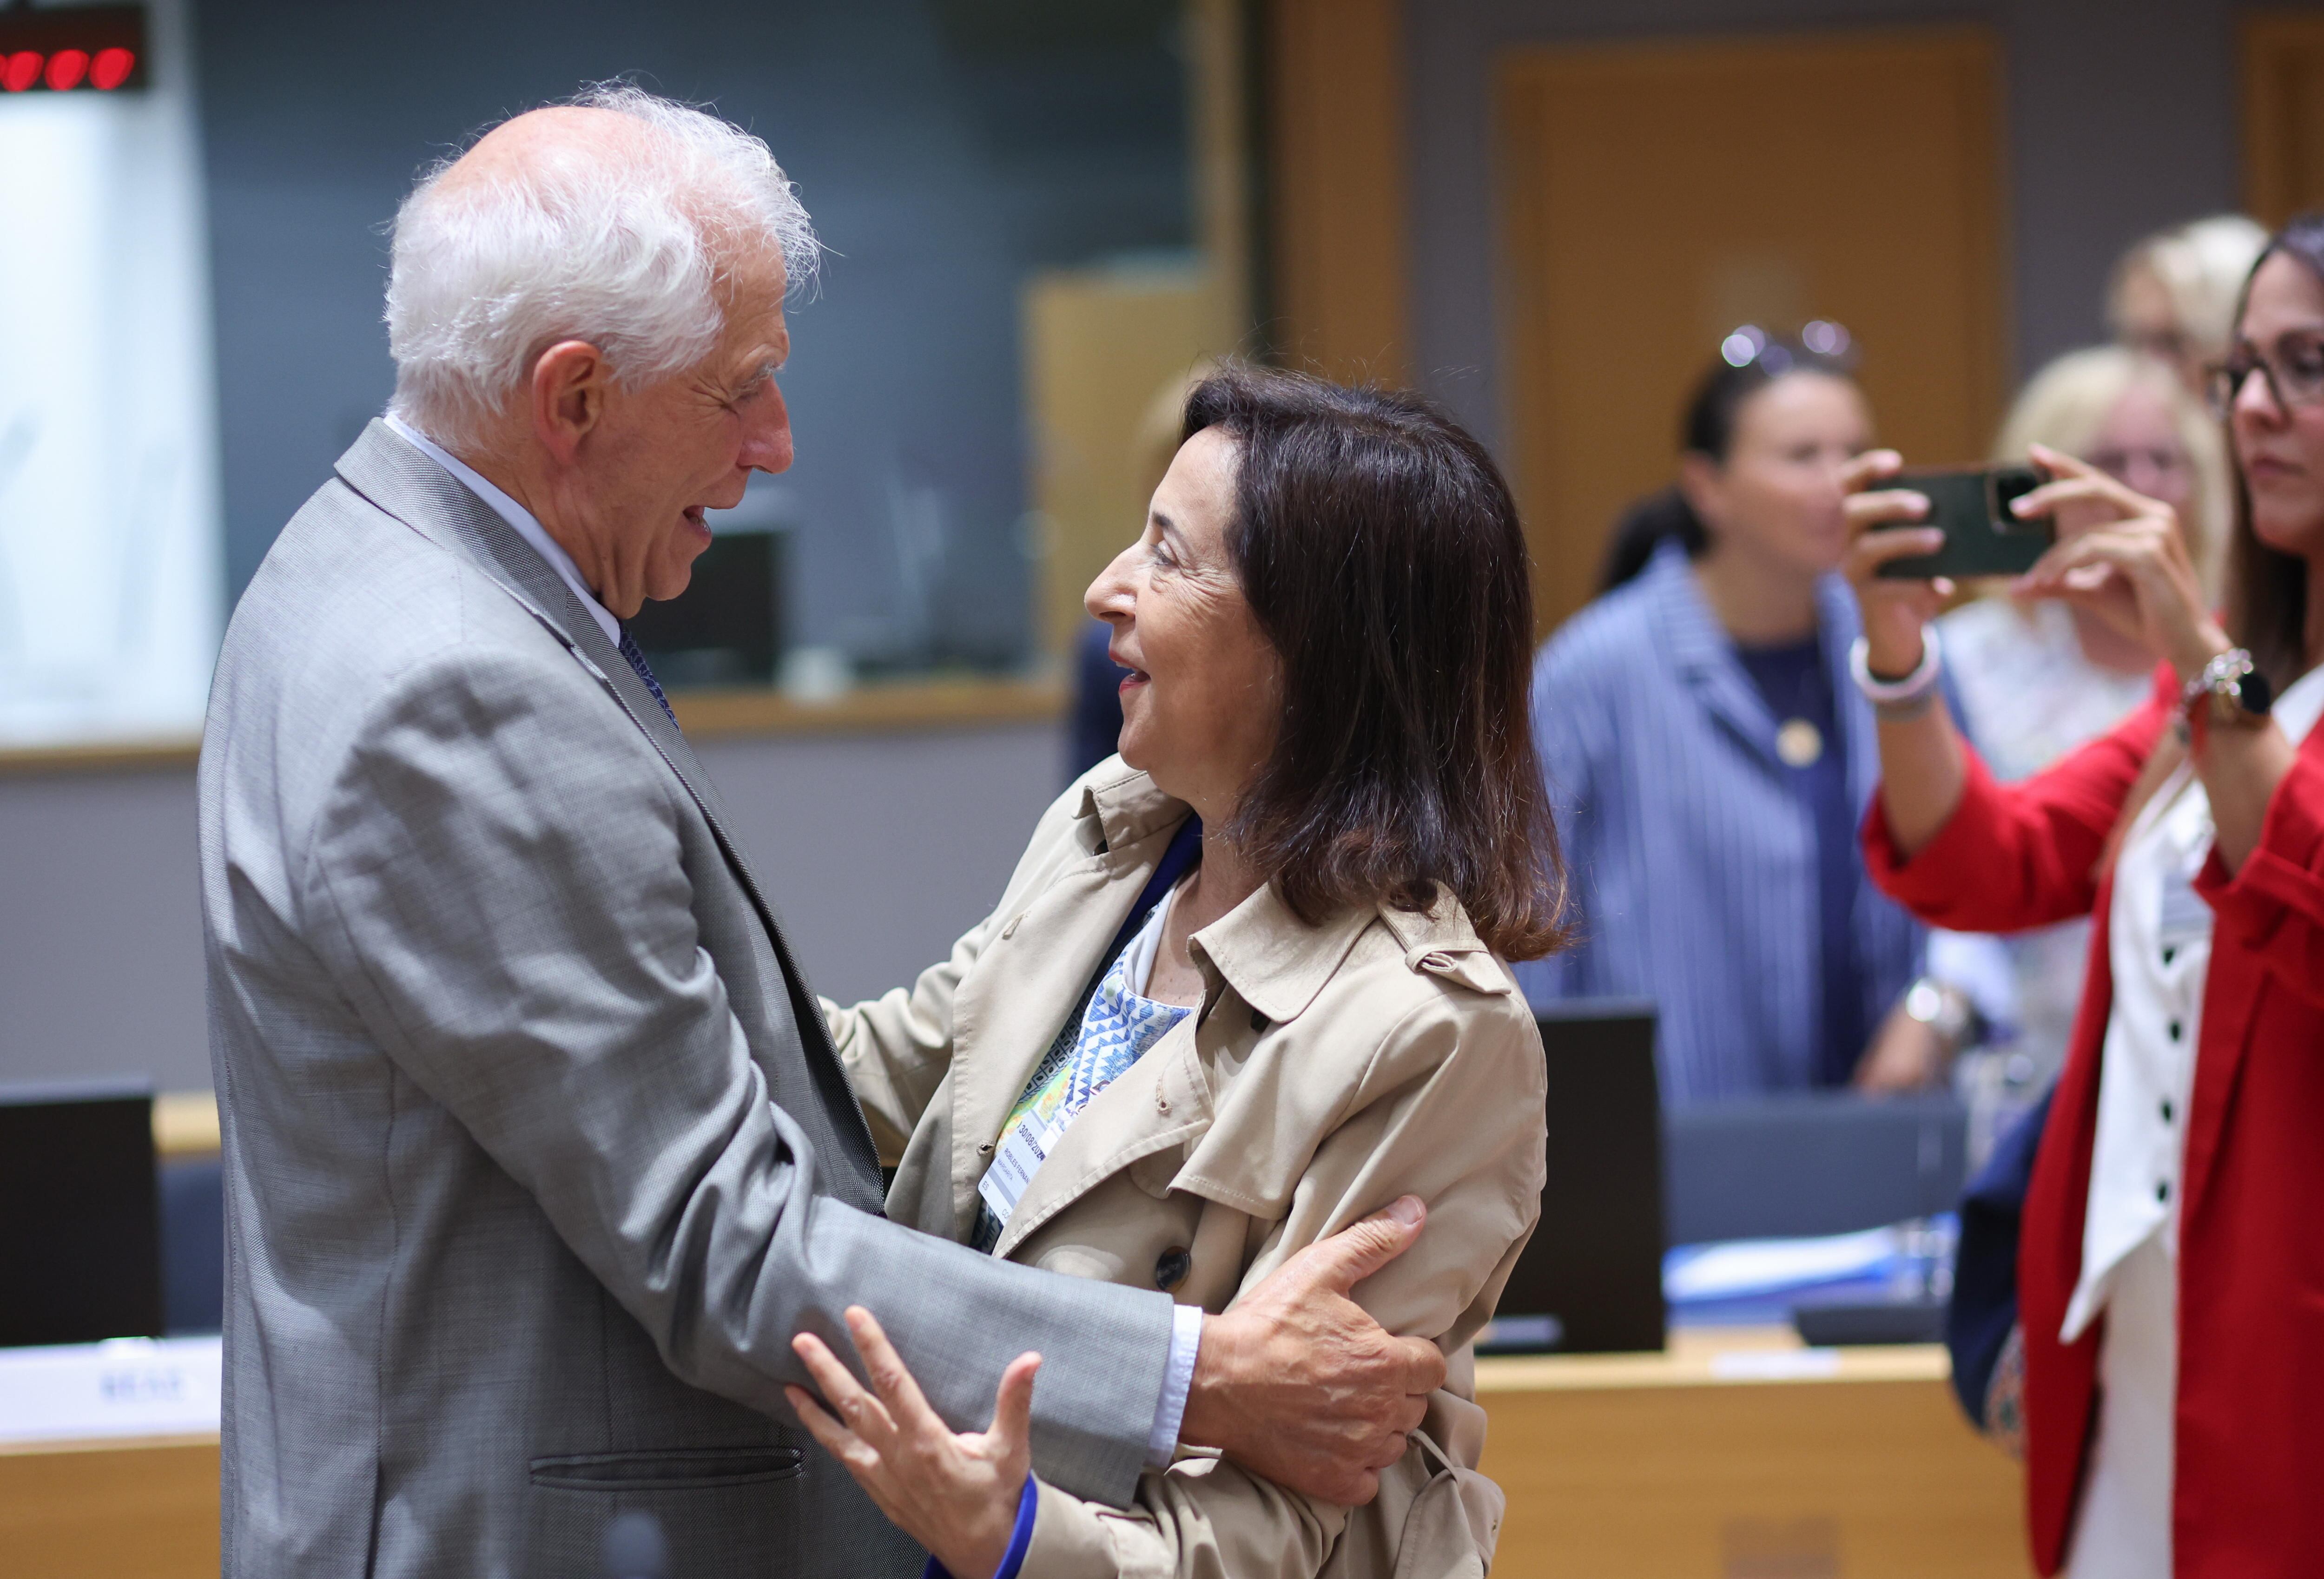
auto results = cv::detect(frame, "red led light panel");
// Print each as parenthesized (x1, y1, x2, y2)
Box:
(0, 6, 148, 94)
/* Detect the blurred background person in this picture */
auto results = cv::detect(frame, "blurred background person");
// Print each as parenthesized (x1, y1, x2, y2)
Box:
(1934, 345, 2230, 1155)
(2109, 214, 2270, 398)
(1848, 217, 2324, 1579)
(1524, 327, 1969, 1105)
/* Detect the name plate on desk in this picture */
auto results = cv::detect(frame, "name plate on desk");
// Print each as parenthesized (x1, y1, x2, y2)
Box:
(0, 1336, 221, 1445)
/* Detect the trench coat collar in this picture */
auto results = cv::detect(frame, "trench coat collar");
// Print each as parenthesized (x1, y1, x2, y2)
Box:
(983, 774, 1512, 1255)
(1073, 764, 1508, 1025)
(1076, 759, 1192, 858)
(1193, 876, 1505, 1024)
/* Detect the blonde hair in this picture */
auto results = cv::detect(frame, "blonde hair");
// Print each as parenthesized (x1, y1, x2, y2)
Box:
(1992, 344, 2228, 595)
(2108, 214, 2269, 371)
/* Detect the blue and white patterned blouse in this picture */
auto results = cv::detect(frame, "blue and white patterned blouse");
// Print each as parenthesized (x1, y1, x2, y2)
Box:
(974, 888, 1191, 1248)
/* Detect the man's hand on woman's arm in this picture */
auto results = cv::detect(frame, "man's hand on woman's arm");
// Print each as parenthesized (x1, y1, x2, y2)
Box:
(786, 1195, 1446, 1577)
(1177, 1195, 1445, 1507)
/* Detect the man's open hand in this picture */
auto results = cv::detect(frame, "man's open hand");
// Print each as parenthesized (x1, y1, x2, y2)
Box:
(1176, 1195, 1444, 1506)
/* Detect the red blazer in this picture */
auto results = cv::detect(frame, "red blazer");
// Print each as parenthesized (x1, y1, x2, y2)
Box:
(1863, 666, 2324, 1578)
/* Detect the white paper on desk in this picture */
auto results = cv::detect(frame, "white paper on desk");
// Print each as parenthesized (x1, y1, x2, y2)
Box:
(1664, 1226, 1901, 1303)
(0, 1335, 222, 1445)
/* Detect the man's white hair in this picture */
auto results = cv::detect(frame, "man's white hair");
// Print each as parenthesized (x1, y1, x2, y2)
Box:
(385, 83, 817, 448)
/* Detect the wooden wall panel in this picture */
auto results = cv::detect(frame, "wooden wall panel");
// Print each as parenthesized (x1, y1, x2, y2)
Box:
(1267, 0, 1411, 383)
(2243, 12, 2324, 227)
(1498, 29, 2008, 636)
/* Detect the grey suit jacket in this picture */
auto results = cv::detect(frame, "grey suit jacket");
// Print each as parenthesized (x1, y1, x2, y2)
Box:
(198, 421, 1175, 1578)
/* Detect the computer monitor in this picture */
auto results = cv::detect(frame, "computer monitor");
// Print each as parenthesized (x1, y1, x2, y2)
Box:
(1662, 1091, 1967, 1246)
(0, 1080, 164, 1348)
(1483, 1000, 1666, 1354)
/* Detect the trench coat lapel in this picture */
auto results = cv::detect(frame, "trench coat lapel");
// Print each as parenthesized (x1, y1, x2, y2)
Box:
(990, 1012, 1215, 1260)
(945, 773, 1193, 1226)
(984, 875, 1381, 1258)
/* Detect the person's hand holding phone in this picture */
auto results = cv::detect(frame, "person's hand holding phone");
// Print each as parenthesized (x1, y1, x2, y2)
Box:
(2010, 443, 2228, 682)
(1840, 449, 1953, 677)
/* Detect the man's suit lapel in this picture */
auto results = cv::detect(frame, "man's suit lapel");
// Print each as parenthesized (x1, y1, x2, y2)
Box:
(330, 421, 821, 1039)
(337, 424, 726, 782)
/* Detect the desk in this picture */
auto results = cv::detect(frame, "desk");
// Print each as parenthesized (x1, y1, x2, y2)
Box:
(0, 1434, 217, 1579)
(0, 1328, 2028, 1578)
(1478, 1327, 2032, 1577)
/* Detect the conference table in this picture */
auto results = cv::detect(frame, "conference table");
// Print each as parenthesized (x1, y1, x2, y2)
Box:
(1476, 1326, 2031, 1577)
(1, 1324, 2029, 1579)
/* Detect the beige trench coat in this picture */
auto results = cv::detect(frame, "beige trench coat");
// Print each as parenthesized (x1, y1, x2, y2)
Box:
(824, 762, 1547, 1579)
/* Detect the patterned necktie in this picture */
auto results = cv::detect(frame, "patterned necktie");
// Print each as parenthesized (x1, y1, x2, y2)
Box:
(615, 626, 679, 727)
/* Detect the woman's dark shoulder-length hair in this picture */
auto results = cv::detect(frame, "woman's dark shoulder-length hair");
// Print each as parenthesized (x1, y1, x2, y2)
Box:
(1181, 364, 1567, 961)
(2227, 214, 2324, 689)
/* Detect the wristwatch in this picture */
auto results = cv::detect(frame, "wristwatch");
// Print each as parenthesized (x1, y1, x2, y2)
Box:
(2182, 648, 2274, 729)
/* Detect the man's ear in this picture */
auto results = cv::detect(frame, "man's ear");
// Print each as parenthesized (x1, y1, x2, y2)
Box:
(530, 340, 611, 465)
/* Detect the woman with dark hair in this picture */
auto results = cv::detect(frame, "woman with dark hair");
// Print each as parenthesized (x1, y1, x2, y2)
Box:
(1845, 217, 2324, 1576)
(785, 366, 1561, 1579)
(1526, 326, 1966, 1104)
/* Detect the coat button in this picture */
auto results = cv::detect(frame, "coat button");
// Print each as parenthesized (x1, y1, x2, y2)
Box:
(1154, 1246, 1192, 1291)
(1250, 1007, 1269, 1033)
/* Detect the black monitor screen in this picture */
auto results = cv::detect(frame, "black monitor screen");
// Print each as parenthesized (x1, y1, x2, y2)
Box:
(0, 1081, 163, 1348)
(1487, 1001, 1666, 1354)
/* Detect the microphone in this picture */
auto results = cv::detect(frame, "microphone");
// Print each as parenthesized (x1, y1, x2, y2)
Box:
(601, 1510, 669, 1579)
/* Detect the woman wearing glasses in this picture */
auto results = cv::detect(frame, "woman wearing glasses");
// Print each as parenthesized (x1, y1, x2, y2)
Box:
(1932, 348, 2228, 1139)
(1846, 217, 2324, 1577)
(1524, 326, 1965, 1105)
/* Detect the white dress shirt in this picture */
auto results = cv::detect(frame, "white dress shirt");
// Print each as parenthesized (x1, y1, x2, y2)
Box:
(2062, 662, 2324, 1579)
(383, 414, 621, 648)
(384, 411, 1203, 1463)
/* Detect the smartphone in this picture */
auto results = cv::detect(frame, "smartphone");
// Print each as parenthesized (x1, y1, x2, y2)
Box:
(1869, 465, 2053, 579)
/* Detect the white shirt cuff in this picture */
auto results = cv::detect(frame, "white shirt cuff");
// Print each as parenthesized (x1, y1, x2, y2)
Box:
(1146, 1304, 1203, 1466)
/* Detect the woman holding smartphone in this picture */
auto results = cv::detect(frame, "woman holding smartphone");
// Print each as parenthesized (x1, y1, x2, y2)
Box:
(1843, 218, 2324, 1577)
(1526, 326, 1968, 1106)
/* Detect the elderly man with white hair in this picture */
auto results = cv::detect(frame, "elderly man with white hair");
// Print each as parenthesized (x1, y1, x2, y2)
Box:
(198, 86, 1442, 1579)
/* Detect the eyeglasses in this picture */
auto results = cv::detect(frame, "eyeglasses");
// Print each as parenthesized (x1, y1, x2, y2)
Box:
(1719, 320, 1855, 374)
(2207, 334, 2324, 418)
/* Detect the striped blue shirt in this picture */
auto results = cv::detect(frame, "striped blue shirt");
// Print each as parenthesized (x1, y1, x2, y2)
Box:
(1518, 542, 1927, 1105)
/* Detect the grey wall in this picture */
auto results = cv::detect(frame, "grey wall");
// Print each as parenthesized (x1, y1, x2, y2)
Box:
(1404, 0, 2275, 456)
(197, 0, 1188, 670)
(0, 722, 1063, 1093)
